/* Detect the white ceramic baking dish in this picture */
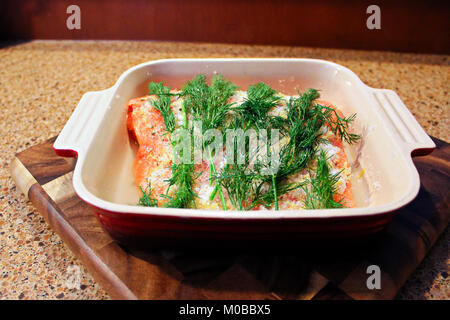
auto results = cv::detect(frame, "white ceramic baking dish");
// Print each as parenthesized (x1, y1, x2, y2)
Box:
(53, 58, 435, 246)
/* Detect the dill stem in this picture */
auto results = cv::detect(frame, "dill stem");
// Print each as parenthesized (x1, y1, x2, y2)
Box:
(181, 103, 188, 129)
(207, 148, 227, 210)
(209, 184, 218, 201)
(272, 175, 279, 210)
(209, 164, 214, 186)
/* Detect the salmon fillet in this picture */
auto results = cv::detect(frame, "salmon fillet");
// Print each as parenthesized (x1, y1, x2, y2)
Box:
(127, 90, 355, 210)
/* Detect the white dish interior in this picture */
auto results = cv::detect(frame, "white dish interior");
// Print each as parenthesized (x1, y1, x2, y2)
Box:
(54, 59, 435, 218)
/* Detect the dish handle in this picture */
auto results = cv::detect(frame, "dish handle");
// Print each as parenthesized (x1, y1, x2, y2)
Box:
(53, 88, 114, 158)
(368, 88, 436, 157)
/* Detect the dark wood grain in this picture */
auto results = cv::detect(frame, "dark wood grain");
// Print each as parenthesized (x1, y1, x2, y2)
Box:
(17, 136, 76, 185)
(11, 136, 450, 300)
(312, 282, 352, 300)
(27, 183, 138, 299)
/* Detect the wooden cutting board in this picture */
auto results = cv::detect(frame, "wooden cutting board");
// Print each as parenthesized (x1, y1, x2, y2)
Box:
(10, 136, 449, 300)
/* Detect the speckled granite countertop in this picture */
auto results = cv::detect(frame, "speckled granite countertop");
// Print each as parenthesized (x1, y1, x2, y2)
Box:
(0, 40, 448, 300)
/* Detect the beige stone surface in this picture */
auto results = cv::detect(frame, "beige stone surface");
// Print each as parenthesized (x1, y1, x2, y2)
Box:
(0, 40, 448, 299)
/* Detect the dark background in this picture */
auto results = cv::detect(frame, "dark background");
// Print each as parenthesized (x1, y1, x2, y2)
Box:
(1, 0, 449, 54)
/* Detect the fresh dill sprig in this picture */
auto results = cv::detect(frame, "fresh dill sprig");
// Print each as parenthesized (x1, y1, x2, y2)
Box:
(217, 84, 298, 210)
(139, 76, 359, 211)
(271, 175, 279, 210)
(181, 75, 237, 210)
(303, 150, 344, 209)
(217, 87, 358, 210)
(249, 89, 325, 209)
(138, 82, 176, 207)
(233, 82, 282, 130)
(317, 105, 360, 144)
(138, 182, 158, 207)
(140, 81, 197, 209)
(286, 88, 320, 121)
(217, 164, 252, 210)
(251, 180, 305, 210)
(163, 156, 197, 208)
(163, 96, 197, 209)
(286, 88, 360, 144)
(148, 82, 176, 133)
(182, 74, 237, 130)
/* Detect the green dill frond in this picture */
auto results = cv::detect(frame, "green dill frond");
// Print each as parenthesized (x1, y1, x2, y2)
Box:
(148, 82, 176, 133)
(317, 105, 361, 144)
(287, 88, 320, 122)
(250, 179, 306, 210)
(163, 102, 197, 209)
(141, 75, 359, 211)
(138, 182, 159, 207)
(163, 161, 197, 209)
(215, 163, 260, 210)
(182, 74, 237, 130)
(180, 74, 237, 210)
(234, 82, 282, 129)
(218, 87, 326, 210)
(303, 150, 344, 209)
